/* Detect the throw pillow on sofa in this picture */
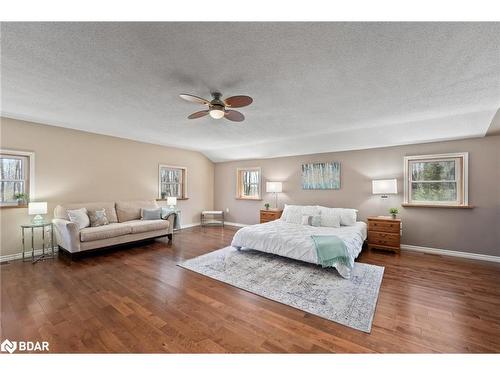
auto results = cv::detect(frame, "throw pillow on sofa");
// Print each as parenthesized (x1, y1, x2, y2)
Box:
(88, 208, 109, 227)
(67, 208, 90, 230)
(141, 208, 162, 220)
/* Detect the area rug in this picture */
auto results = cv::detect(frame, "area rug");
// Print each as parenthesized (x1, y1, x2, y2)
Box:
(178, 246, 384, 333)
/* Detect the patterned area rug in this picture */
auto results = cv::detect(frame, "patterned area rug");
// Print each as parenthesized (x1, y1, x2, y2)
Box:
(179, 246, 384, 333)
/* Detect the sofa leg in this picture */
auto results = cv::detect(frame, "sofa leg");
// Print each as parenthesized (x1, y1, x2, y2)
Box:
(167, 233, 173, 241)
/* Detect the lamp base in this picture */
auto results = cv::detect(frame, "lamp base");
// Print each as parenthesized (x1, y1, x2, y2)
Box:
(32, 215, 45, 224)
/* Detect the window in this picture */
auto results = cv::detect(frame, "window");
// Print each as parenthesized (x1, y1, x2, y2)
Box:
(0, 150, 34, 206)
(404, 152, 468, 207)
(159, 165, 187, 199)
(236, 167, 261, 200)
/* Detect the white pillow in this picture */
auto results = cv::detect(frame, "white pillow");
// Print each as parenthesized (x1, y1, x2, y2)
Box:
(283, 205, 320, 224)
(319, 207, 341, 228)
(301, 215, 312, 225)
(283, 205, 303, 224)
(67, 208, 90, 230)
(340, 208, 357, 226)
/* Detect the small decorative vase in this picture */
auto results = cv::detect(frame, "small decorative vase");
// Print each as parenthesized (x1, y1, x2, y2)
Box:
(391, 214, 397, 219)
(17, 199, 24, 206)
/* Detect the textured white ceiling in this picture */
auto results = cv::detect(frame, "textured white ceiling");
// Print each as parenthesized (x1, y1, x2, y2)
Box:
(1, 22, 499, 162)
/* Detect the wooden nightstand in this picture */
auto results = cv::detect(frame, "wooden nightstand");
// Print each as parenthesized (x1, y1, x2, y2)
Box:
(367, 216, 401, 253)
(260, 209, 283, 223)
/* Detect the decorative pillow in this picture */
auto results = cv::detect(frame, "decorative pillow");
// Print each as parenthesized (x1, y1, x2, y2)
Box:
(340, 208, 357, 226)
(141, 208, 162, 220)
(311, 215, 321, 227)
(301, 215, 312, 225)
(319, 207, 341, 228)
(67, 208, 90, 230)
(88, 209, 109, 227)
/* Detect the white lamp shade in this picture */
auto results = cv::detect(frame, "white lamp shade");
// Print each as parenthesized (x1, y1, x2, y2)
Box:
(372, 179, 398, 195)
(28, 202, 47, 215)
(166, 197, 177, 206)
(266, 181, 283, 193)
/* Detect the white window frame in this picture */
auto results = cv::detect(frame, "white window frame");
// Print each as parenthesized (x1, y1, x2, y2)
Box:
(0, 149, 35, 207)
(158, 164, 187, 200)
(403, 152, 469, 207)
(236, 167, 262, 200)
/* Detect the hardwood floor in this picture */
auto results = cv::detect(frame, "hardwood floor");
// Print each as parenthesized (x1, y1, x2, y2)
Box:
(1, 225, 499, 353)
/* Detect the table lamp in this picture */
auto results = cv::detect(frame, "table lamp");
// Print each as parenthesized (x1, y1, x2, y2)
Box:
(266, 181, 283, 209)
(166, 196, 177, 209)
(28, 202, 48, 224)
(372, 179, 398, 199)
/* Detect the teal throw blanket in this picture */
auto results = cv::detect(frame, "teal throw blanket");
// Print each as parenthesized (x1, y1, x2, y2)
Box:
(311, 235, 350, 268)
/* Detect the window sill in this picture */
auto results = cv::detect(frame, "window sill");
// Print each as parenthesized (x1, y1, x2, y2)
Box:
(236, 197, 262, 201)
(1, 204, 28, 209)
(402, 204, 474, 209)
(156, 198, 189, 201)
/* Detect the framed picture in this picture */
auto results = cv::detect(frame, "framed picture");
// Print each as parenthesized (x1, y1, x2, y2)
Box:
(302, 162, 341, 190)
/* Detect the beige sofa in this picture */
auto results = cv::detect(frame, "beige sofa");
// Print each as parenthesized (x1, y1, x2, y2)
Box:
(52, 200, 174, 254)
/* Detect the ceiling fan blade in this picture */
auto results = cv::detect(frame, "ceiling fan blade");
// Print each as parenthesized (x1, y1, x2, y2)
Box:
(224, 110, 245, 122)
(224, 95, 253, 108)
(179, 94, 210, 105)
(188, 110, 209, 119)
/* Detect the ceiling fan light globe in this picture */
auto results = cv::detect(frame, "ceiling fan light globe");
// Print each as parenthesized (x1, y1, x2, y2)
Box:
(209, 108, 225, 119)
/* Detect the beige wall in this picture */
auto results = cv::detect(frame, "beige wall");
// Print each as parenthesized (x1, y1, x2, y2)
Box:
(0, 117, 214, 256)
(215, 136, 500, 256)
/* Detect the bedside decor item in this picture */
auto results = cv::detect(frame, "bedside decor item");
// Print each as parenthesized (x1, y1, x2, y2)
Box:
(161, 191, 167, 199)
(28, 202, 47, 224)
(372, 179, 398, 199)
(15, 193, 28, 205)
(302, 162, 340, 190)
(88, 208, 109, 227)
(67, 208, 90, 230)
(166, 196, 177, 209)
(264, 202, 270, 210)
(21, 222, 55, 263)
(389, 207, 399, 219)
(367, 216, 401, 253)
(266, 181, 282, 208)
(260, 209, 283, 223)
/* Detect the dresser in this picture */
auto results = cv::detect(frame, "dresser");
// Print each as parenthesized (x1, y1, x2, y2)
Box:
(260, 209, 283, 223)
(367, 216, 401, 253)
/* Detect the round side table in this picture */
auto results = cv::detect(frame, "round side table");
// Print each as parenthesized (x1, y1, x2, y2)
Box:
(21, 222, 55, 263)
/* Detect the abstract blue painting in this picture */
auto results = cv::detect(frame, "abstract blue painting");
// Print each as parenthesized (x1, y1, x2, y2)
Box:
(302, 162, 341, 190)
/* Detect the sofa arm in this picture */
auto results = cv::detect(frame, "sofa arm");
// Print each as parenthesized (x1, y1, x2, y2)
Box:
(52, 218, 81, 252)
(162, 213, 176, 234)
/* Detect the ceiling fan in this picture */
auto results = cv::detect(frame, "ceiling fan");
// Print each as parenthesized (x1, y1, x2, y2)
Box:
(179, 92, 253, 122)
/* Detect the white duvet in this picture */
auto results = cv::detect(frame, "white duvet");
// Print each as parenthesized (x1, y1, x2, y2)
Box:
(231, 219, 367, 278)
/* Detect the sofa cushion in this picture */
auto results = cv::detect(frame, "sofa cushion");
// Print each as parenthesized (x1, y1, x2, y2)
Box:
(115, 200, 159, 222)
(127, 219, 169, 234)
(54, 202, 118, 223)
(80, 223, 131, 242)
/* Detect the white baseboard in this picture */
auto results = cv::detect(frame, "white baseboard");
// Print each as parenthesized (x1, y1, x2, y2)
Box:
(401, 244, 500, 263)
(0, 247, 58, 263)
(223, 221, 248, 227)
(179, 222, 201, 229)
(179, 221, 248, 228)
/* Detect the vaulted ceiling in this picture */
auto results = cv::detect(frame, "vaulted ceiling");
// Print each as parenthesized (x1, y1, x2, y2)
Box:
(1, 22, 499, 161)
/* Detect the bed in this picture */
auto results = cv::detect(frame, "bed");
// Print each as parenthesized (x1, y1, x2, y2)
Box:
(231, 218, 367, 279)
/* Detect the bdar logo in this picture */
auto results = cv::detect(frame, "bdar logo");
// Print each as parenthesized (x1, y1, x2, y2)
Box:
(1, 339, 17, 354)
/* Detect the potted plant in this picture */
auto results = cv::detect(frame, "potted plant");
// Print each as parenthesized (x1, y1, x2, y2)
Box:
(389, 207, 399, 219)
(15, 193, 28, 205)
(264, 203, 270, 210)
(161, 192, 167, 199)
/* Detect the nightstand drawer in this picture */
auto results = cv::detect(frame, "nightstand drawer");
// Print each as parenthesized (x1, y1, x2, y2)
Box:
(368, 221, 400, 233)
(368, 231, 400, 243)
(261, 212, 278, 220)
(368, 233, 400, 247)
